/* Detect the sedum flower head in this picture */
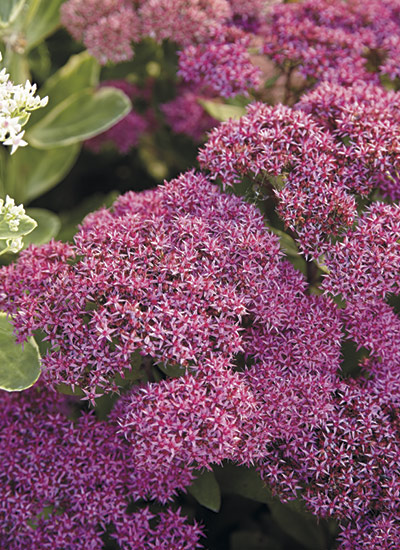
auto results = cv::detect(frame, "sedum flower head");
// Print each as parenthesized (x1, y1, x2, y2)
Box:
(0, 386, 204, 549)
(0, 171, 281, 395)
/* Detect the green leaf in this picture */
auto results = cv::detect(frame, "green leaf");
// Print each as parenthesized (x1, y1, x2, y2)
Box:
(0, 0, 25, 27)
(0, 212, 37, 240)
(199, 99, 246, 122)
(0, 312, 41, 391)
(266, 498, 327, 550)
(27, 88, 131, 148)
(188, 470, 221, 512)
(267, 226, 307, 275)
(36, 51, 101, 115)
(24, 208, 60, 245)
(157, 361, 186, 378)
(7, 144, 80, 203)
(216, 464, 328, 549)
(215, 464, 270, 504)
(23, 0, 65, 50)
(3, 51, 30, 84)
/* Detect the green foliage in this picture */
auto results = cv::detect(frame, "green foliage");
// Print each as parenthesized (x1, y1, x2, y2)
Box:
(215, 464, 330, 549)
(6, 143, 80, 203)
(34, 51, 100, 118)
(0, 209, 36, 240)
(23, 0, 65, 51)
(199, 99, 246, 122)
(0, 0, 25, 28)
(0, 312, 41, 391)
(27, 87, 131, 148)
(188, 470, 221, 512)
(23, 208, 60, 245)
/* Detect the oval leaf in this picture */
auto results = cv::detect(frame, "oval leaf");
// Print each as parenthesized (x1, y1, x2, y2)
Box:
(23, 0, 65, 50)
(199, 99, 246, 122)
(0, 312, 41, 391)
(8, 144, 80, 203)
(31, 51, 100, 125)
(188, 470, 221, 512)
(24, 208, 61, 245)
(27, 88, 131, 148)
(267, 498, 327, 549)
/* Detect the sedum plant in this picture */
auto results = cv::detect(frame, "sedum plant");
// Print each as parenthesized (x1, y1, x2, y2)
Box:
(1, 1, 400, 550)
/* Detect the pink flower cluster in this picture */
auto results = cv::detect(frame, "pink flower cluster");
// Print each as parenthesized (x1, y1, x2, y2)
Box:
(1, 163, 400, 547)
(0, 386, 203, 549)
(160, 87, 217, 141)
(0, 171, 281, 397)
(178, 26, 262, 98)
(262, 0, 400, 86)
(60, 0, 140, 64)
(199, 81, 400, 255)
(322, 203, 400, 300)
(199, 101, 356, 254)
(297, 82, 400, 200)
(61, 0, 263, 97)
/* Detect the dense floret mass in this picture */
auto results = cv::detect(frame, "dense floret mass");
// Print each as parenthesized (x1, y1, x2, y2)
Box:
(262, 0, 400, 86)
(0, 171, 281, 396)
(0, 386, 203, 549)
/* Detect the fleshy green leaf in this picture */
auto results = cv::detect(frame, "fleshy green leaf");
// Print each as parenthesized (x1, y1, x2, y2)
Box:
(188, 470, 221, 512)
(216, 464, 328, 549)
(0, 0, 25, 27)
(23, 0, 65, 50)
(0, 312, 41, 391)
(23, 208, 60, 245)
(215, 464, 270, 504)
(27, 88, 131, 148)
(7, 144, 80, 203)
(34, 51, 101, 119)
(0, 213, 37, 239)
(266, 498, 327, 549)
(199, 99, 246, 122)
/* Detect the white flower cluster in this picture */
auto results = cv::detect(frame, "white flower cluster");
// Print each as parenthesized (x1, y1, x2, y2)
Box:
(0, 52, 48, 154)
(0, 195, 25, 231)
(0, 195, 28, 254)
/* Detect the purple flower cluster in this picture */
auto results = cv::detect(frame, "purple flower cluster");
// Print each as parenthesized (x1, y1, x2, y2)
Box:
(1, 163, 400, 547)
(113, 361, 258, 501)
(0, 386, 203, 549)
(297, 82, 400, 200)
(4, 2, 400, 548)
(199, 81, 400, 255)
(60, 0, 140, 65)
(160, 86, 217, 141)
(178, 26, 262, 98)
(61, 0, 263, 97)
(0, 171, 281, 397)
(322, 203, 400, 300)
(199, 101, 356, 254)
(262, 0, 400, 86)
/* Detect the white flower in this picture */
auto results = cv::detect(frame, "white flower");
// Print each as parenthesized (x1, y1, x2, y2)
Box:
(3, 130, 28, 155)
(0, 52, 48, 154)
(6, 237, 23, 253)
(0, 195, 26, 231)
